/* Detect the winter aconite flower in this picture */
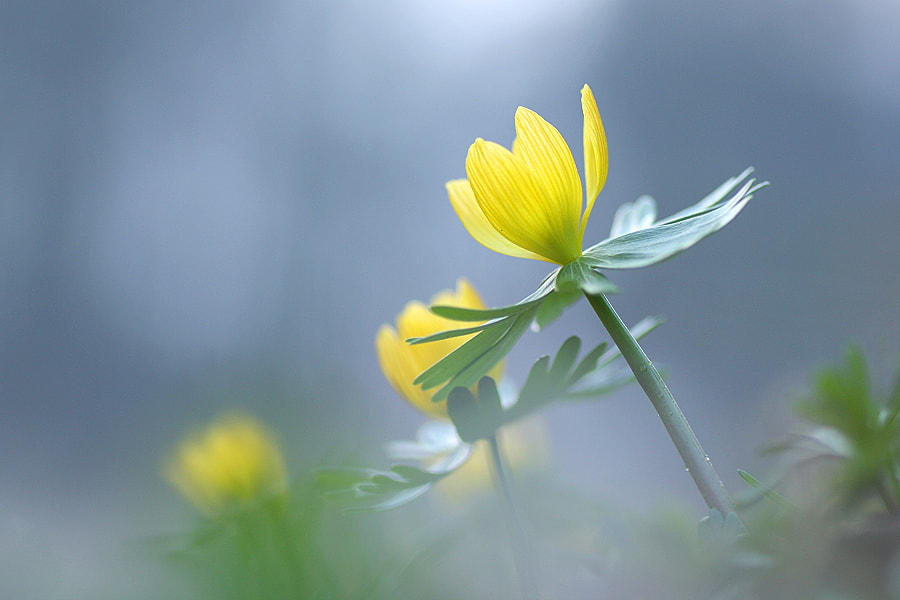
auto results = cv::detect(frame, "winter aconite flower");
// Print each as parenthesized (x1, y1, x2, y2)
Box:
(165, 413, 287, 514)
(447, 84, 607, 266)
(376, 279, 502, 420)
(447, 85, 761, 274)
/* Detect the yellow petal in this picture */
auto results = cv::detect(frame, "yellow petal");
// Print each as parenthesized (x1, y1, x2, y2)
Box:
(375, 279, 503, 420)
(513, 106, 583, 243)
(446, 179, 545, 261)
(433, 278, 480, 310)
(581, 84, 608, 237)
(466, 138, 580, 265)
(377, 320, 448, 419)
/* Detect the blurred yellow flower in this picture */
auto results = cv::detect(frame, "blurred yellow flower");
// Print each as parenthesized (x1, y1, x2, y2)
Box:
(376, 279, 502, 420)
(165, 413, 287, 514)
(447, 84, 608, 266)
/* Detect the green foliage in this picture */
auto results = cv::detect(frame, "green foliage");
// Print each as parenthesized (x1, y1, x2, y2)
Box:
(555, 258, 618, 295)
(316, 464, 453, 513)
(414, 304, 539, 402)
(582, 169, 766, 270)
(151, 476, 471, 600)
(780, 347, 900, 510)
(411, 273, 562, 401)
(413, 262, 624, 401)
(447, 378, 504, 443)
(444, 331, 632, 444)
(533, 287, 580, 331)
(712, 348, 900, 599)
(735, 469, 796, 511)
(322, 320, 659, 510)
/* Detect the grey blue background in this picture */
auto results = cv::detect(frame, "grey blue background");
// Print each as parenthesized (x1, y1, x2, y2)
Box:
(2, 0, 898, 596)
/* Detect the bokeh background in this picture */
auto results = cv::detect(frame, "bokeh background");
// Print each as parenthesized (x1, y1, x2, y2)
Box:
(2, 0, 898, 597)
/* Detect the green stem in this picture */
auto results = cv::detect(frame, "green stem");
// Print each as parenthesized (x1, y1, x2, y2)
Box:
(487, 433, 539, 600)
(584, 292, 734, 515)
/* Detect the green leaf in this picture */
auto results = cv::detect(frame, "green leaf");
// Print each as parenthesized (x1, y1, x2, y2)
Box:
(435, 309, 536, 401)
(425, 307, 539, 402)
(446, 387, 479, 442)
(582, 175, 764, 270)
(367, 474, 411, 492)
(663, 167, 755, 224)
(519, 355, 552, 403)
(390, 465, 444, 486)
(477, 377, 504, 429)
(566, 369, 634, 399)
(447, 377, 504, 442)
(429, 299, 543, 322)
(573, 316, 661, 377)
(343, 487, 435, 513)
(795, 347, 874, 442)
(410, 274, 558, 396)
(534, 289, 580, 331)
(735, 469, 796, 510)
(315, 467, 376, 492)
(505, 332, 642, 422)
(414, 318, 515, 390)
(569, 342, 609, 384)
(440, 317, 660, 448)
(407, 321, 498, 345)
(556, 258, 618, 295)
(549, 336, 581, 382)
(316, 463, 454, 513)
(609, 195, 657, 238)
(429, 270, 559, 323)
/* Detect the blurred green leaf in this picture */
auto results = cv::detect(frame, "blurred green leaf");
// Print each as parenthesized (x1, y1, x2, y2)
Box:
(776, 347, 900, 510)
(390, 465, 442, 486)
(569, 341, 609, 384)
(795, 347, 874, 441)
(447, 378, 505, 443)
(549, 336, 581, 381)
(735, 469, 796, 511)
(316, 464, 449, 513)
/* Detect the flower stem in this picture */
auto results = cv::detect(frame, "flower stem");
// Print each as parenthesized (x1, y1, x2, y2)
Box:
(487, 433, 539, 600)
(584, 292, 734, 515)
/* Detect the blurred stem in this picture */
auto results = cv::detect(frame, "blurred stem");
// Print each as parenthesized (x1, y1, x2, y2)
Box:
(487, 433, 539, 600)
(233, 510, 265, 600)
(584, 292, 734, 515)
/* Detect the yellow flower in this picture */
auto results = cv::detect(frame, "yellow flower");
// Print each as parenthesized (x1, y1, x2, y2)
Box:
(447, 84, 608, 266)
(376, 279, 502, 420)
(165, 413, 287, 514)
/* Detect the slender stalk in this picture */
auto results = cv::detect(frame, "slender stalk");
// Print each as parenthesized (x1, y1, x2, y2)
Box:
(487, 433, 539, 600)
(584, 292, 734, 515)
